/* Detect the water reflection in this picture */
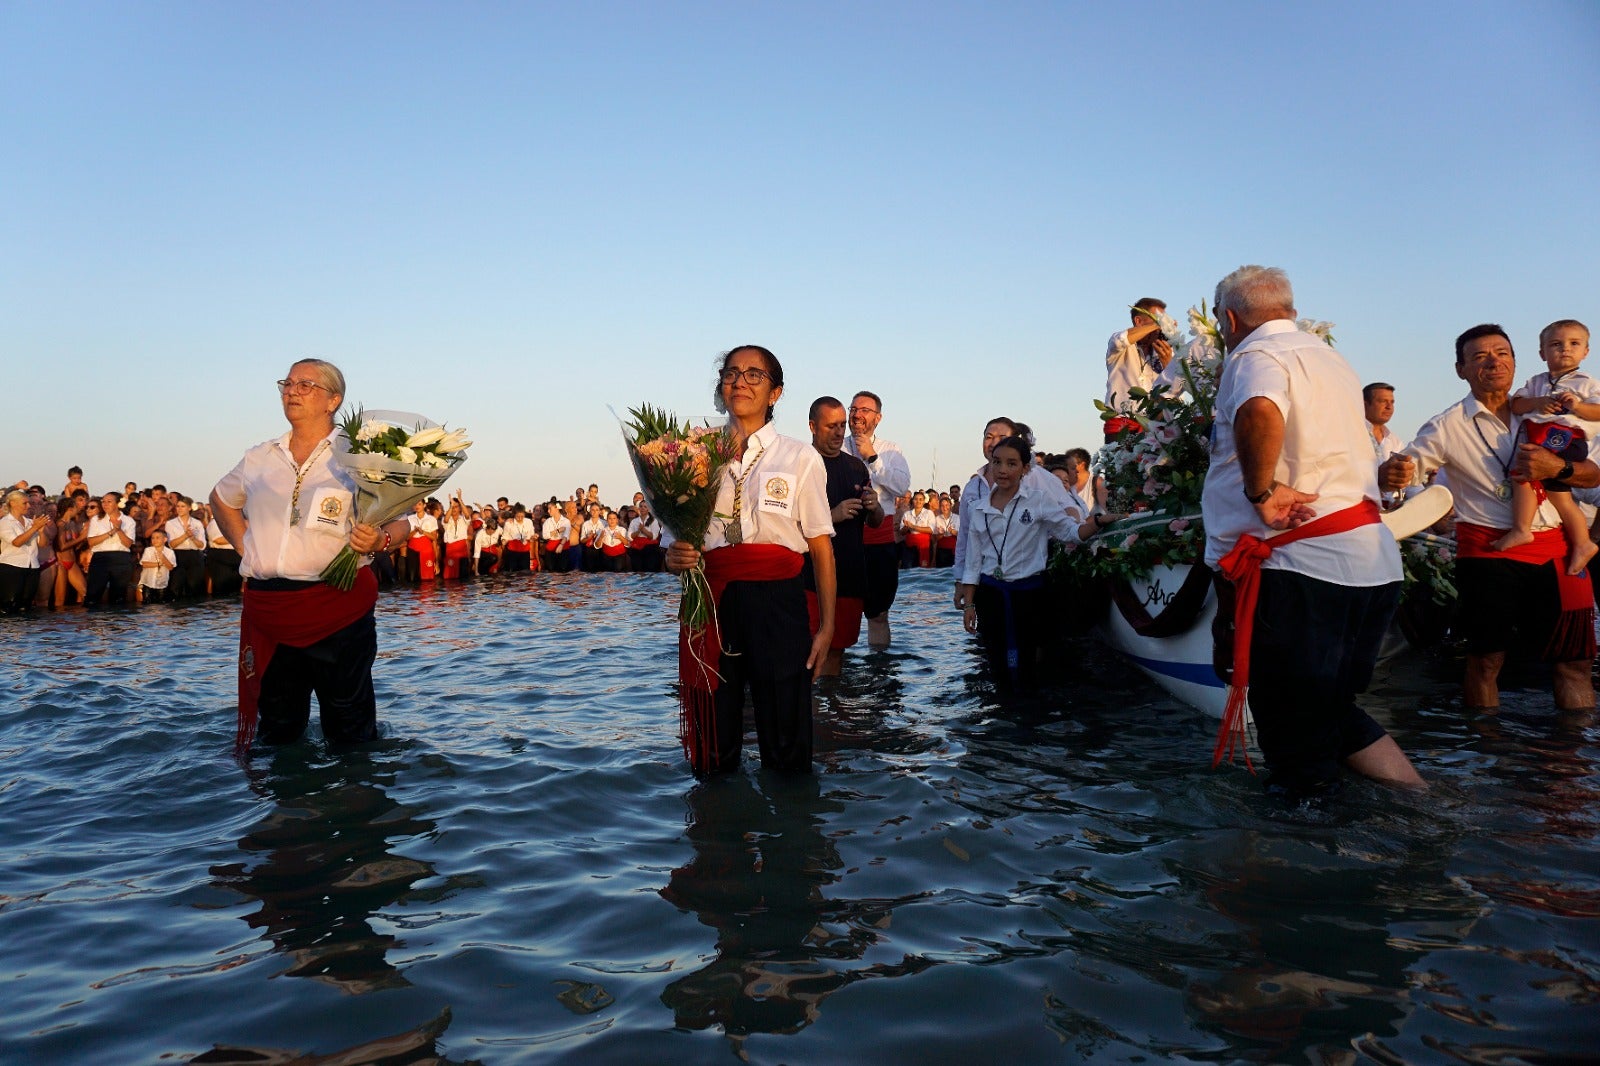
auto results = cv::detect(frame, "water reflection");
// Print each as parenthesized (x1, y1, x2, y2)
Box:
(209, 748, 436, 994)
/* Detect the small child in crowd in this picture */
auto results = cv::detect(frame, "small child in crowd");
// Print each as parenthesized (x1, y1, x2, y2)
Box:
(137, 528, 176, 604)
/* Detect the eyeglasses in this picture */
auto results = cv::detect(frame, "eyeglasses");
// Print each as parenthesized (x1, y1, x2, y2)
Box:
(719, 367, 771, 386)
(277, 378, 334, 395)
(848, 406, 879, 416)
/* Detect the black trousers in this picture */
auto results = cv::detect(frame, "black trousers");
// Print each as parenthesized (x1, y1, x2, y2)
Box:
(0, 563, 39, 612)
(863, 542, 900, 617)
(86, 552, 133, 605)
(1223, 569, 1398, 795)
(707, 575, 814, 775)
(171, 549, 205, 598)
(206, 547, 242, 596)
(256, 608, 379, 745)
(973, 577, 1048, 693)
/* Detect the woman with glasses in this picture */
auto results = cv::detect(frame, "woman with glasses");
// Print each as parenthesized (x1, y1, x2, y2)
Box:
(209, 360, 412, 753)
(663, 345, 836, 777)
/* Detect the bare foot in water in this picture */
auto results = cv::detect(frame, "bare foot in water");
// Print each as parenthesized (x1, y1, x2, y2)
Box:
(1493, 528, 1535, 553)
(1568, 539, 1598, 576)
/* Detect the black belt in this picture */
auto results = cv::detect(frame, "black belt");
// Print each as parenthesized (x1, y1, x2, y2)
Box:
(245, 577, 324, 592)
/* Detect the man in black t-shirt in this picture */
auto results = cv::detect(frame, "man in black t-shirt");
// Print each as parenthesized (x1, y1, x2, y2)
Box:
(805, 396, 883, 675)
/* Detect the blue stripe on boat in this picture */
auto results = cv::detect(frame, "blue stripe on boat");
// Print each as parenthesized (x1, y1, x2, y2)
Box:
(1125, 654, 1225, 688)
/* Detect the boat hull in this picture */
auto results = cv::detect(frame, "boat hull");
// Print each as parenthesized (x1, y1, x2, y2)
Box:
(1097, 563, 1228, 717)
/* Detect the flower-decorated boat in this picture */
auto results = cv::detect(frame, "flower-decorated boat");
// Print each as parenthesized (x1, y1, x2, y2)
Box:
(1053, 302, 1459, 717)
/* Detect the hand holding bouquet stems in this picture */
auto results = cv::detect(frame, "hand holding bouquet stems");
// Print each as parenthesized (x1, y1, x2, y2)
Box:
(320, 407, 471, 590)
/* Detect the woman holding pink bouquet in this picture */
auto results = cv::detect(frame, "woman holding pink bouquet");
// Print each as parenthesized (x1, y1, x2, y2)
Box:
(664, 345, 836, 777)
(210, 359, 413, 754)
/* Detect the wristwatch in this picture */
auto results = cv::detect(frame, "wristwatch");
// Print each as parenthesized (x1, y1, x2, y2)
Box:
(1558, 460, 1575, 482)
(1244, 482, 1273, 505)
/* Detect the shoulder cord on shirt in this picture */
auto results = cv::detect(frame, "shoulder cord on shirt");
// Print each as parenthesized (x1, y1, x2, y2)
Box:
(1469, 412, 1515, 484)
(727, 439, 767, 540)
(983, 496, 1019, 576)
(288, 439, 331, 527)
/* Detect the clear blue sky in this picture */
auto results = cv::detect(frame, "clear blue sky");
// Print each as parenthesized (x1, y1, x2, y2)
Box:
(6, 2, 1597, 505)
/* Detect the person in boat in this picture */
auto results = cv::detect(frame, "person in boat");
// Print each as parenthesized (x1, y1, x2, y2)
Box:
(805, 394, 881, 676)
(1063, 447, 1107, 515)
(953, 418, 1075, 609)
(663, 344, 835, 776)
(1204, 265, 1423, 798)
(958, 437, 1083, 692)
(1382, 322, 1599, 713)
(209, 359, 409, 750)
(1104, 298, 1173, 440)
(840, 390, 911, 649)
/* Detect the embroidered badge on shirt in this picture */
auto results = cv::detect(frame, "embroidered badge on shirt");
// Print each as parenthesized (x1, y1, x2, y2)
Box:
(320, 496, 343, 519)
(1020, 509, 1033, 524)
(759, 473, 794, 514)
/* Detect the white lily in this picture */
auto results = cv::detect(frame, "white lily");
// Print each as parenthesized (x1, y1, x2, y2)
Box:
(396, 445, 418, 464)
(406, 426, 446, 449)
(437, 429, 472, 453)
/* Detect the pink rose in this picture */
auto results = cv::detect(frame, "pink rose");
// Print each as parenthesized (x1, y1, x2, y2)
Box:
(1168, 518, 1190, 533)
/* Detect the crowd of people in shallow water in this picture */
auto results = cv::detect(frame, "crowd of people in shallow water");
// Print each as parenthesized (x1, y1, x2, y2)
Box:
(0, 451, 1110, 614)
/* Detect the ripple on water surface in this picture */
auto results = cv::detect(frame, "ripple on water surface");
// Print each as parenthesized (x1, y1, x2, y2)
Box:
(2, 568, 1598, 1064)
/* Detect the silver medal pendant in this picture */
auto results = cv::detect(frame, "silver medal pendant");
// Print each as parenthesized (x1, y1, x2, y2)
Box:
(1496, 479, 1512, 501)
(993, 565, 1004, 581)
(290, 508, 300, 527)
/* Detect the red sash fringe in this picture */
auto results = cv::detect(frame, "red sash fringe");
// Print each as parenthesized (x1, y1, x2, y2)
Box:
(679, 544, 802, 775)
(236, 567, 378, 756)
(1456, 522, 1595, 661)
(1213, 500, 1381, 770)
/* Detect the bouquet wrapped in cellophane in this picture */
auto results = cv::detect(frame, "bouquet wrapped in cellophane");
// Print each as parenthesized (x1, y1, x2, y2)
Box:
(320, 408, 471, 590)
(620, 404, 739, 627)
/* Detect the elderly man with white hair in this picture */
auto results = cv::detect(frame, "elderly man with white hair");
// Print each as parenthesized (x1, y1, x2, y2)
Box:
(1201, 265, 1423, 799)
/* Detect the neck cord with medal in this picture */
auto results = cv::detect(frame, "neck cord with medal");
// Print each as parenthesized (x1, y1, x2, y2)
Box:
(1469, 411, 1516, 502)
(984, 489, 1020, 580)
(288, 438, 331, 527)
(724, 437, 766, 546)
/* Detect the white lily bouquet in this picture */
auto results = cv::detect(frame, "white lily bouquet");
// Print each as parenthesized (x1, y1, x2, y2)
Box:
(320, 407, 472, 590)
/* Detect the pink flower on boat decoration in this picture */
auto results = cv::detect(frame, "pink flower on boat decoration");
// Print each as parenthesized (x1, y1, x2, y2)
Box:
(1168, 518, 1190, 533)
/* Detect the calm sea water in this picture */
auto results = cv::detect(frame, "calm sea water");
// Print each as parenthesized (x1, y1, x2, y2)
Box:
(3, 569, 1597, 1064)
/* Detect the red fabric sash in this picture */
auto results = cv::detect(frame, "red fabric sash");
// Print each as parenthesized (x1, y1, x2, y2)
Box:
(504, 539, 529, 552)
(408, 534, 436, 579)
(544, 538, 566, 553)
(1213, 499, 1382, 770)
(1456, 521, 1595, 660)
(444, 540, 470, 559)
(630, 535, 656, 550)
(936, 534, 957, 551)
(236, 567, 378, 756)
(905, 529, 932, 566)
(862, 521, 896, 547)
(679, 543, 803, 775)
(602, 543, 628, 557)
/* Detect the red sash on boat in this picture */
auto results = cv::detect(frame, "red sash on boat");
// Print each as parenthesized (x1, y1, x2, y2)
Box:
(1456, 522, 1595, 661)
(679, 543, 803, 775)
(1213, 500, 1381, 770)
(408, 534, 436, 580)
(236, 567, 378, 756)
(905, 529, 932, 567)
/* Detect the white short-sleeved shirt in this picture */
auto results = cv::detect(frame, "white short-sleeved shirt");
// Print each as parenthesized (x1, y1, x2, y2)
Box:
(442, 516, 470, 543)
(1202, 320, 1401, 585)
(933, 512, 960, 537)
(206, 517, 232, 549)
(0, 514, 41, 568)
(901, 508, 937, 533)
(1370, 425, 1407, 463)
(697, 421, 834, 553)
(212, 428, 357, 581)
(138, 547, 176, 588)
(541, 516, 572, 542)
(406, 513, 439, 535)
(501, 517, 535, 544)
(580, 518, 605, 543)
(598, 525, 628, 548)
(627, 516, 659, 542)
(1516, 369, 1600, 437)
(87, 513, 137, 555)
(164, 517, 205, 551)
